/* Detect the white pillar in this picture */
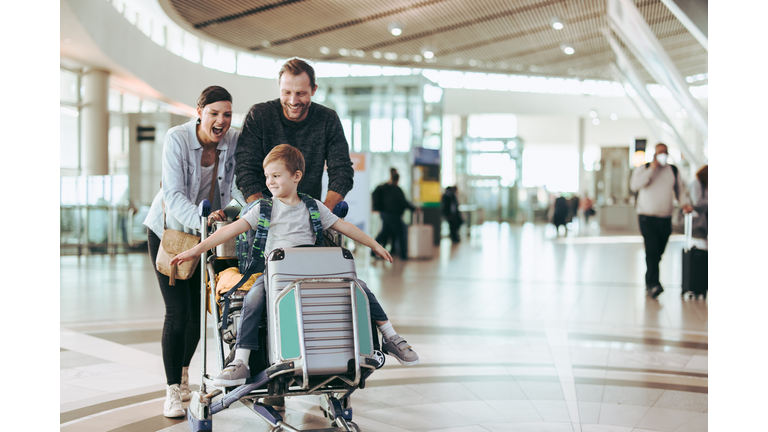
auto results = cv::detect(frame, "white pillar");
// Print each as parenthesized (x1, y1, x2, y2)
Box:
(576, 117, 586, 195)
(81, 68, 110, 176)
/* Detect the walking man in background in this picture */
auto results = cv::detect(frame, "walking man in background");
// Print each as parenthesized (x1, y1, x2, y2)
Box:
(630, 143, 692, 299)
(372, 168, 414, 259)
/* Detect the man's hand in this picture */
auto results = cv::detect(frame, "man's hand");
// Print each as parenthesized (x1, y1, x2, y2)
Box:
(650, 158, 659, 170)
(324, 190, 344, 213)
(682, 204, 693, 214)
(246, 192, 263, 204)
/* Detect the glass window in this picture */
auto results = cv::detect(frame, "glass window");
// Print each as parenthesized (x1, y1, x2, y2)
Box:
(423, 84, 443, 103)
(182, 32, 200, 63)
(60, 69, 79, 104)
(141, 100, 158, 113)
(393, 118, 411, 152)
(340, 118, 352, 151)
(350, 65, 382, 76)
(468, 114, 516, 138)
(122, 93, 141, 113)
(151, 20, 166, 46)
(463, 73, 489, 90)
(353, 120, 362, 153)
(522, 148, 579, 192)
(214, 46, 236, 74)
(369, 119, 392, 152)
(60, 107, 79, 169)
(202, 41, 219, 69)
(315, 62, 350, 78)
(108, 88, 122, 112)
(166, 24, 183, 56)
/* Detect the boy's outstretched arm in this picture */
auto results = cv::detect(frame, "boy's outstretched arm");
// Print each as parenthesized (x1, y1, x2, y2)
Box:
(170, 218, 252, 265)
(330, 219, 393, 263)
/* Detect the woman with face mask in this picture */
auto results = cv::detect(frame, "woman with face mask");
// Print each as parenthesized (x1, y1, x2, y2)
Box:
(143, 86, 245, 417)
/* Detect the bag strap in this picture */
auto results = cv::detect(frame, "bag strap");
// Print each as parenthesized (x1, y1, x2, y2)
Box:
(299, 192, 325, 246)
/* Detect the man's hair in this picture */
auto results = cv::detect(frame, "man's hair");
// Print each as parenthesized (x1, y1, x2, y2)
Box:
(263, 144, 305, 176)
(197, 85, 232, 109)
(278, 58, 316, 89)
(655, 142, 668, 151)
(390, 168, 399, 183)
(696, 164, 708, 189)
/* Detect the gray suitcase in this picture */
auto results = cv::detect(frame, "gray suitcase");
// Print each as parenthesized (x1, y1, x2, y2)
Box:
(265, 247, 375, 382)
(408, 211, 434, 259)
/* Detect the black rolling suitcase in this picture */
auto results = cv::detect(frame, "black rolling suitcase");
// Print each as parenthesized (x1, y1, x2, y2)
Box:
(682, 213, 707, 299)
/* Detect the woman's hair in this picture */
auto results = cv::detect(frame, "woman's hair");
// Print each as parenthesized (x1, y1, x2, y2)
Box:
(696, 164, 708, 189)
(278, 58, 316, 89)
(263, 144, 305, 176)
(197, 86, 232, 109)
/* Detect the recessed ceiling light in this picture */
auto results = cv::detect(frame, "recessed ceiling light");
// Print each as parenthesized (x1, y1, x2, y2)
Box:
(261, 40, 271, 48)
(592, 118, 600, 125)
(610, 113, 618, 121)
(589, 110, 597, 118)
(388, 23, 402, 36)
(423, 50, 434, 59)
(469, 60, 478, 66)
(319, 46, 330, 55)
(373, 51, 382, 59)
(550, 16, 564, 30)
(563, 46, 575, 55)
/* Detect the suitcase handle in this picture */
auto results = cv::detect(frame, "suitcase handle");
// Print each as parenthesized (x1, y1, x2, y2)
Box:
(414, 208, 423, 225)
(684, 212, 693, 251)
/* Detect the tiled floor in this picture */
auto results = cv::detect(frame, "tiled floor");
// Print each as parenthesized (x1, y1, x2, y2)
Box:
(61, 222, 707, 431)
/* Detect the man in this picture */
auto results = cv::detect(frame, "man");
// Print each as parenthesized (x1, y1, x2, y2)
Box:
(235, 58, 354, 211)
(372, 168, 414, 259)
(233, 58, 354, 411)
(630, 143, 693, 299)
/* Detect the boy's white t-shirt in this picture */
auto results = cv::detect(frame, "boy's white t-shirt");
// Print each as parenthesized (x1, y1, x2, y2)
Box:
(241, 197, 339, 256)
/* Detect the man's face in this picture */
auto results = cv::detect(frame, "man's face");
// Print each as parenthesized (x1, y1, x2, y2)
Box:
(279, 72, 317, 122)
(655, 144, 668, 156)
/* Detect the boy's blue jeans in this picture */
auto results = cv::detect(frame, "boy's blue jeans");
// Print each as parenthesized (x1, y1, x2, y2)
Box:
(235, 275, 388, 351)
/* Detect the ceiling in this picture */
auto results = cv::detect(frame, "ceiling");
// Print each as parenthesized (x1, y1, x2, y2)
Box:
(160, 0, 707, 84)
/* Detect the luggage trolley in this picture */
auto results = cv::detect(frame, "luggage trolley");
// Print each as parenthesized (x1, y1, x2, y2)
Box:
(188, 200, 385, 432)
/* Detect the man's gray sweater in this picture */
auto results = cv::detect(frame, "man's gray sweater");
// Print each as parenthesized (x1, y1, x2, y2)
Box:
(235, 99, 354, 201)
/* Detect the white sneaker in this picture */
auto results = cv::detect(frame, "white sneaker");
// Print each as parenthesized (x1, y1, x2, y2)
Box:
(164, 384, 185, 418)
(180, 367, 191, 402)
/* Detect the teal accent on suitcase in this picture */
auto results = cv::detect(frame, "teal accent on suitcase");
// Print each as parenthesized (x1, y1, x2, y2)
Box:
(278, 290, 301, 359)
(355, 287, 372, 355)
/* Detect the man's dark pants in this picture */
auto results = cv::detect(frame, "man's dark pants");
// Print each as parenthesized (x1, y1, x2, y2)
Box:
(376, 212, 408, 259)
(638, 215, 672, 289)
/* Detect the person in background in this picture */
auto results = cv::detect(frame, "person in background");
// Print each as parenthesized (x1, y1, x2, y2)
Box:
(372, 168, 415, 259)
(580, 195, 595, 225)
(629, 143, 692, 299)
(143, 86, 244, 418)
(690, 164, 708, 247)
(235, 58, 353, 211)
(441, 185, 463, 243)
(552, 194, 569, 236)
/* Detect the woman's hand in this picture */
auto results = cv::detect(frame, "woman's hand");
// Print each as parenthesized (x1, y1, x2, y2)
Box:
(170, 247, 199, 266)
(207, 209, 226, 226)
(372, 243, 393, 263)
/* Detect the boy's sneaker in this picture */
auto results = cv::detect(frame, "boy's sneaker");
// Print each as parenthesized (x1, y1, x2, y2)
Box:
(262, 396, 285, 411)
(213, 359, 250, 387)
(163, 384, 185, 418)
(180, 367, 191, 401)
(382, 335, 420, 366)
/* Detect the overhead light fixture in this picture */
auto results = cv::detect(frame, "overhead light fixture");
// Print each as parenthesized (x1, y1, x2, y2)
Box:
(550, 16, 564, 30)
(388, 23, 402, 36)
(319, 46, 330, 55)
(589, 110, 597, 118)
(563, 46, 575, 55)
(610, 113, 618, 121)
(592, 118, 600, 125)
(421, 47, 435, 59)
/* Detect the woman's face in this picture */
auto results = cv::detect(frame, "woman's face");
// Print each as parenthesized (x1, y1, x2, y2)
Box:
(196, 101, 232, 145)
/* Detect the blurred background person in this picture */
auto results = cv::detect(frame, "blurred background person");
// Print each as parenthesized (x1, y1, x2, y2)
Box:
(630, 143, 692, 299)
(581, 195, 595, 225)
(441, 185, 463, 243)
(552, 193, 569, 236)
(372, 168, 414, 259)
(690, 164, 708, 248)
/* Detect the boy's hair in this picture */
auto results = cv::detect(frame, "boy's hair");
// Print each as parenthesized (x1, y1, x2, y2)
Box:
(263, 144, 305, 176)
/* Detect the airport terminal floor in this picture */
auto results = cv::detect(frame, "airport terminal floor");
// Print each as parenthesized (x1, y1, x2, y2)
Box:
(60, 222, 707, 432)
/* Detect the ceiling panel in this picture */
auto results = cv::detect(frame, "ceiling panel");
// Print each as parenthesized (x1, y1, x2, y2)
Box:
(163, 0, 708, 83)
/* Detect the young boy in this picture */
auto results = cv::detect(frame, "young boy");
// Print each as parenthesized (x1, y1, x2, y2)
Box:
(171, 144, 419, 392)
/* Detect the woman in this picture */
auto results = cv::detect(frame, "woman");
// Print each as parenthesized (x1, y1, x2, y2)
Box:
(143, 86, 244, 417)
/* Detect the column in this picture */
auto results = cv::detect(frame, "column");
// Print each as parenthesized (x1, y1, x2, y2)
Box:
(81, 68, 110, 176)
(576, 117, 586, 195)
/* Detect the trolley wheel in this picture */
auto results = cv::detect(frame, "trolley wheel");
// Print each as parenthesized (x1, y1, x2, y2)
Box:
(372, 350, 386, 369)
(347, 421, 361, 432)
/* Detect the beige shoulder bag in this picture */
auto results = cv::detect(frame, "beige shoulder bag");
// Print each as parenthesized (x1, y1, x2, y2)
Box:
(156, 150, 220, 285)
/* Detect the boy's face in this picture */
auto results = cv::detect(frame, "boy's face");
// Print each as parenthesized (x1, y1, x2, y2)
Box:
(264, 161, 302, 198)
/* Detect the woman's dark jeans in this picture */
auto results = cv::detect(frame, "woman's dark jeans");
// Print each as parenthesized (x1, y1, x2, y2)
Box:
(148, 230, 201, 386)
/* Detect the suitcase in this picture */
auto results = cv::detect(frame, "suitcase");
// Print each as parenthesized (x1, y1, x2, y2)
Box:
(408, 210, 434, 259)
(682, 213, 707, 299)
